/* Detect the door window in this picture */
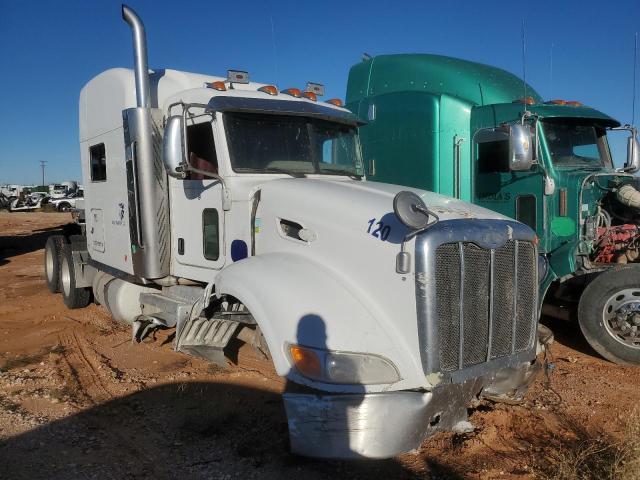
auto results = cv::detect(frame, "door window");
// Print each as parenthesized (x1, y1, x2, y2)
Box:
(186, 122, 218, 180)
(202, 208, 219, 261)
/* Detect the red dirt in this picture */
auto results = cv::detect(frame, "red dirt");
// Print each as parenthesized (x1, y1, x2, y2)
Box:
(0, 212, 638, 479)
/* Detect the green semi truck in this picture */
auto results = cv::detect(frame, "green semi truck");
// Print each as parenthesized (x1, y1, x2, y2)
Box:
(347, 53, 640, 365)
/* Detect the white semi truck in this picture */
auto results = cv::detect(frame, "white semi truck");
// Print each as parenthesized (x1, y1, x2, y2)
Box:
(44, 5, 544, 459)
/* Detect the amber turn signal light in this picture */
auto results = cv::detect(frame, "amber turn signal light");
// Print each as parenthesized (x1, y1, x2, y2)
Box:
(289, 345, 322, 379)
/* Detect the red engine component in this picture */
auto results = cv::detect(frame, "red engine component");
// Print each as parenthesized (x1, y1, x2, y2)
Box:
(593, 224, 640, 263)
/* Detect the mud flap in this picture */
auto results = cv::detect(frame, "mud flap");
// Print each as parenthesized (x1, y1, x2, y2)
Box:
(175, 317, 240, 366)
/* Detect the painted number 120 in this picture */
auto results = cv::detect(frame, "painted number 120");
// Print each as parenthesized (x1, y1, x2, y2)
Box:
(367, 218, 391, 241)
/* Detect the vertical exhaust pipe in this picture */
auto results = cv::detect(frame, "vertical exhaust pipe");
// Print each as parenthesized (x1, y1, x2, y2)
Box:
(120, 4, 170, 280)
(122, 4, 151, 109)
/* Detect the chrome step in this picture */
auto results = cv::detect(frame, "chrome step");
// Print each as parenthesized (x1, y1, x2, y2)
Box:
(175, 317, 240, 366)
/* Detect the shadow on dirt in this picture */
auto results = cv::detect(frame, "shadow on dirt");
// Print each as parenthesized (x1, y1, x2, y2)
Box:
(0, 223, 79, 264)
(540, 313, 602, 361)
(0, 381, 463, 480)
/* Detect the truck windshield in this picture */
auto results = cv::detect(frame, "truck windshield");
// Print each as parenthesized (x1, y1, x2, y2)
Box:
(224, 112, 363, 177)
(541, 119, 612, 168)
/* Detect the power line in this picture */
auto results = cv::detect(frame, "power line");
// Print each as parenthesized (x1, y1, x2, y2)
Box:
(39, 160, 47, 187)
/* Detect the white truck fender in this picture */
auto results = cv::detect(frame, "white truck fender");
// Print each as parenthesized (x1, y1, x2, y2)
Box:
(215, 252, 410, 391)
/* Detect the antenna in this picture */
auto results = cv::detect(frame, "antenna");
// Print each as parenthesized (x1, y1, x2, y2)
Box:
(549, 42, 554, 99)
(521, 19, 527, 101)
(269, 15, 278, 84)
(633, 32, 637, 126)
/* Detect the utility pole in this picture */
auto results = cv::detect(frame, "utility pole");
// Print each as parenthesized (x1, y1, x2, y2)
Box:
(39, 160, 47, 187)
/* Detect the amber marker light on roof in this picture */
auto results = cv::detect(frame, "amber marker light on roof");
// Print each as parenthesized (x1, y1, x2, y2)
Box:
(206, 81, 227, 91)
(565, 100, 583, 107)
(326, 98, 343, 107)
(258, 85, 278, 95)
(513, 97, 536, 105)
(545, 99, 567, 105)
(282, 88, 302, 98)
(302, 91, 317, 101)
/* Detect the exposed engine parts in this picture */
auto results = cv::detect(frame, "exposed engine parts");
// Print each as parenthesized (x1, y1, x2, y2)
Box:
(587, 183, 640, 264)
(616, 184, 640, 210)
(592, 224, 640, 264)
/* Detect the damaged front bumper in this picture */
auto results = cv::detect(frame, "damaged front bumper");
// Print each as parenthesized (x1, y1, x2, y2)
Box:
(283, 377, 483, 459)
(283, 360, 540, 459)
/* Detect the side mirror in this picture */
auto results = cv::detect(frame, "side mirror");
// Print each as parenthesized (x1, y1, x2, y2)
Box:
(625, 134, 640, 173)
(393, 191, 431, 230)
(163, 115, 187, 178)
(509, 124, 534, 171)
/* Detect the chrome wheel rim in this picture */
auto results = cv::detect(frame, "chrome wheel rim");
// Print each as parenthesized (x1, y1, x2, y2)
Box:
(61, 256, 72, 297)
(603, 288, 640, 349)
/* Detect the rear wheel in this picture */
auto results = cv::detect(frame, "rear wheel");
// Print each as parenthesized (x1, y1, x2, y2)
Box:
(60, 243, 91, 309)
(578, 265, 640, 365)
(57, 202, 71, 212)
(44, 235, 66, 293)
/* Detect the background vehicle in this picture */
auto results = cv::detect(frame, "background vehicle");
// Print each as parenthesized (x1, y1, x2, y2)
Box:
(8, 190, 49, 212)
(347, 53, 640, 365)
(50, 189, 83, 211)
(44, 8, 543, 459)
(49, 181, 78, 199)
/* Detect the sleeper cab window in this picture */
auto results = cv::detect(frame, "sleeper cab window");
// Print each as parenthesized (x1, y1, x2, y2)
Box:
(90, 143, 107, 181)
(202, 208, 219, 261)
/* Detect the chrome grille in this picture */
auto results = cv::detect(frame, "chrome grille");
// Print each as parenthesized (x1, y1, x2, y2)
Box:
(435, 240, 536, 372)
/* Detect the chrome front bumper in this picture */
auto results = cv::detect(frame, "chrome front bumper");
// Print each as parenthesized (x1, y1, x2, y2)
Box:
(283, 360, 541, 459)
(283, 377, 485, 459)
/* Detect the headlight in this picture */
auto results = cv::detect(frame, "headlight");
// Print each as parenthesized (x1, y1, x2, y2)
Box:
(537, 254, 549, 283)
(289, 345, 401, 385)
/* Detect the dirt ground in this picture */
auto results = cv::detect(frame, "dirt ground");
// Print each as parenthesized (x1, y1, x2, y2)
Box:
(0, 211, 639, 480)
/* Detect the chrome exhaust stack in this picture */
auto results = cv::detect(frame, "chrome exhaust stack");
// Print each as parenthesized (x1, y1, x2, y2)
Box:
(120, 4, 170, 280)
(122, 4, 151, 108)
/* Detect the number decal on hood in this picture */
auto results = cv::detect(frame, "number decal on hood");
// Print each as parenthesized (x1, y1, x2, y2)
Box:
(367, 218, 391, 241)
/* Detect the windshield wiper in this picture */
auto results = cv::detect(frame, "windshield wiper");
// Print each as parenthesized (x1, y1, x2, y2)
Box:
(319, 167, 363, 179)
(263, 167, 306, 178)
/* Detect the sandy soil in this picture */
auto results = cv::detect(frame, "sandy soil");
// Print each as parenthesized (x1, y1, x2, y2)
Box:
(0, 211, 639, 479)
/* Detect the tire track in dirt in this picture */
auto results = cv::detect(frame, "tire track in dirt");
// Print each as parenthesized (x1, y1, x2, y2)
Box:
(55, 331, 171, 478)
(57, 331, 113, 405)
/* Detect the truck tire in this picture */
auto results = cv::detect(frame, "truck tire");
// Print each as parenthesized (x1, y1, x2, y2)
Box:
(44, 235, 66, 293)
(578, 265, 640, 365)
(59, 243, 91, 309)
(58, 202, 72, 212)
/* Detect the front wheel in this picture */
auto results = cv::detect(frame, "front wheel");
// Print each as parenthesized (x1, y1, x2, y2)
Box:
(578, 265, 640, 365)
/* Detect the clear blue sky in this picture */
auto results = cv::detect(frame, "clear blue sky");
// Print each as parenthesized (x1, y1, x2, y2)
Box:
(1, 0, 639, 185)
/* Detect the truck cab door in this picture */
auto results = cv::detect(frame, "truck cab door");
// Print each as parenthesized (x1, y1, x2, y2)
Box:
(170, 119, 226, 277)
(473, 129, 545, 239)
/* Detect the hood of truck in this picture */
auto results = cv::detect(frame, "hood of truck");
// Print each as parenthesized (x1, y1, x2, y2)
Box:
(259, 178, 511, 223)
(248, 177, 532, 392)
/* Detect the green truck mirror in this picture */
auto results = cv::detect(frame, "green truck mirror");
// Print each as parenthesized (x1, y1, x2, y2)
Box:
(509, 124, 534, 171)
